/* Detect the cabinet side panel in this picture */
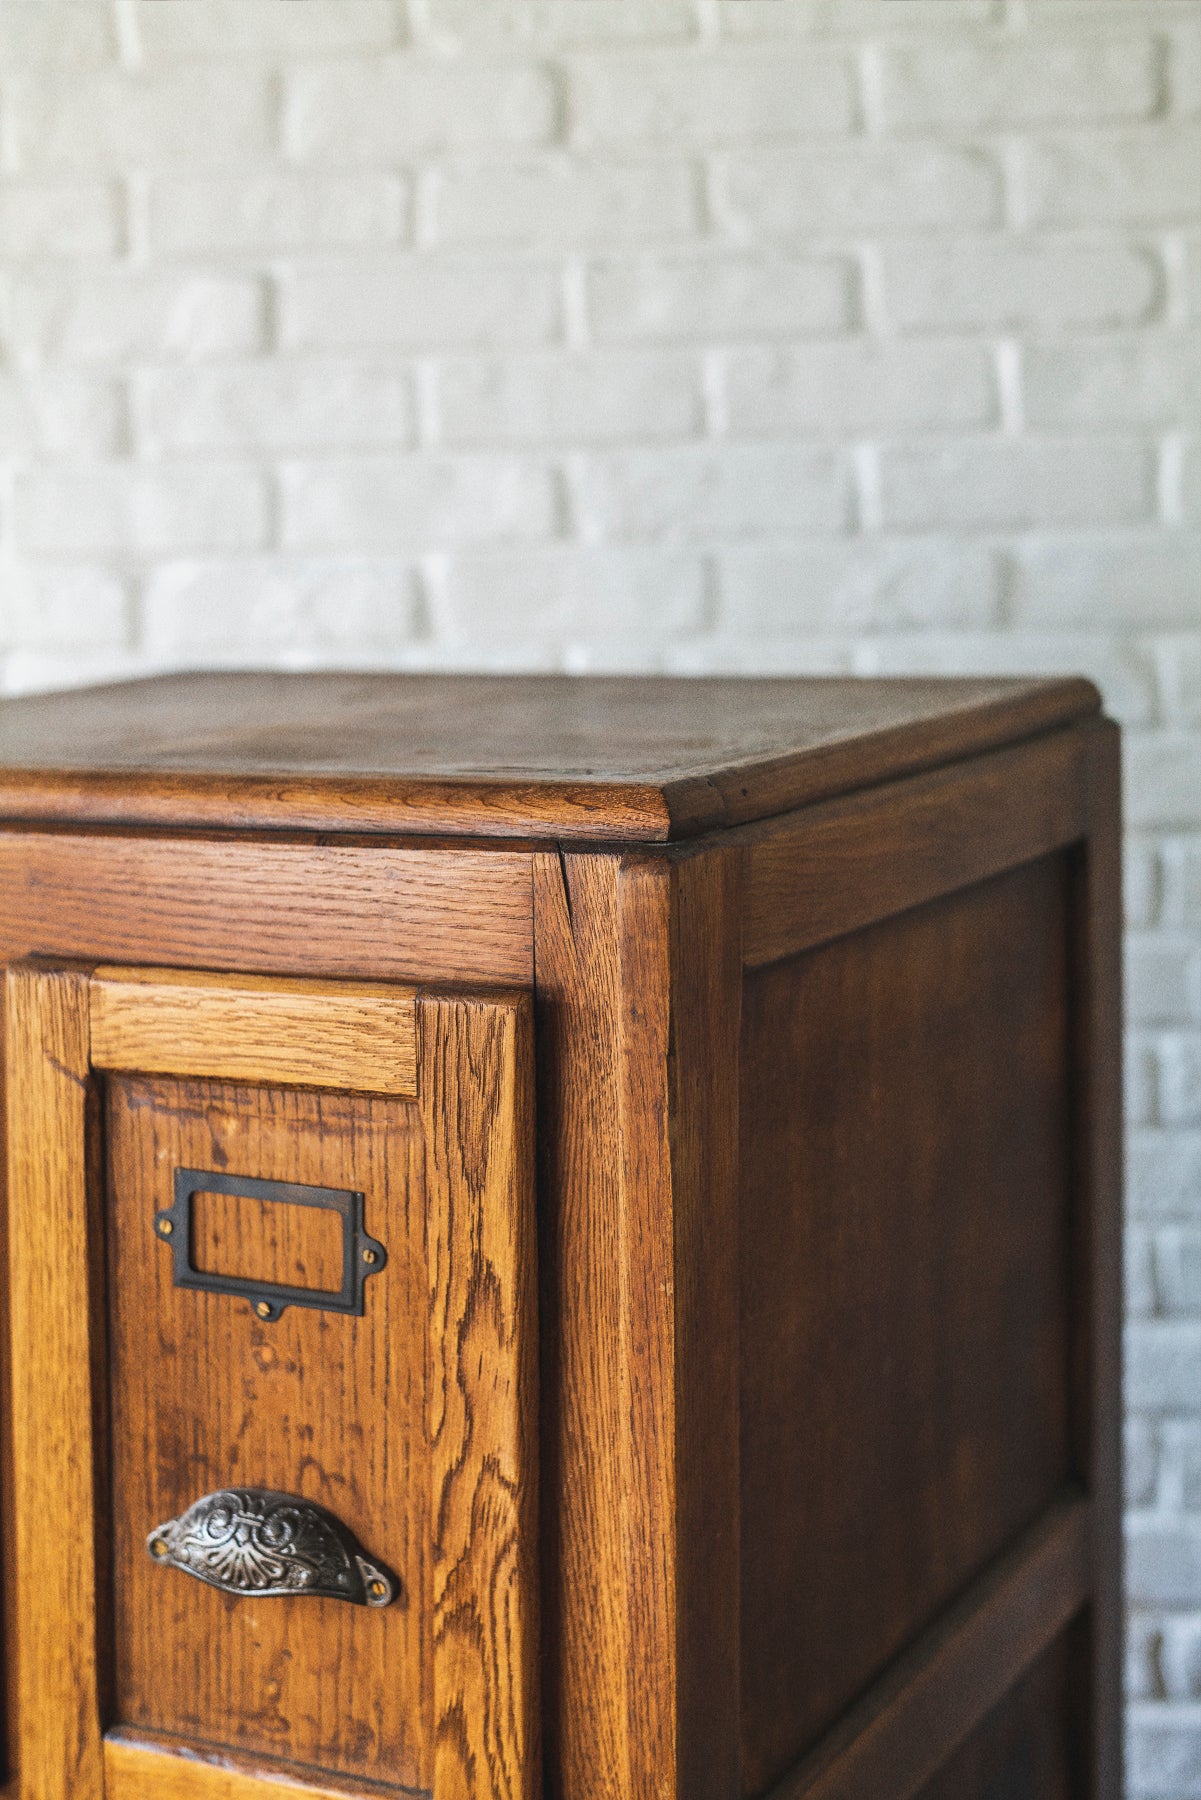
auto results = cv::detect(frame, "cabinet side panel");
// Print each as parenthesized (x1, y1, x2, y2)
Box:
(913, 1633, 1075, 1800)
(739, 856, 1074, 1794)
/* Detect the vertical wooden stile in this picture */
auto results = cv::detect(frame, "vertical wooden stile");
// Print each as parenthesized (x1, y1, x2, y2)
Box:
(5, 962, 105, 1800)
(419, 991, 539, 1800)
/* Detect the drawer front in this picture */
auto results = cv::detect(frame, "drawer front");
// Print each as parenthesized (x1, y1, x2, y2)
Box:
(5, 963, 537, 1800)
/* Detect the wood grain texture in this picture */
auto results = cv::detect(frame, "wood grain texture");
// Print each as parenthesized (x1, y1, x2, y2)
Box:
(0, 834, 532, 988)
(533, 848, 743, 1800)
(744, 723, 1090, 968)
(912, 1635, 1074, 1800)
(417, 993, 538, 1800)
(664, 848, 743, 1800)
(104, 1731, 425, 1800)
(740, 856, 1075, 1792)
(106, 1074, 430, 1791)
(1072, 720, 1125, 1800)
(0, 672, 1098, 841)
(90, 966, 418, 1096)
(4, 962, 105, 1800)
(766, 1496, 1091, 1800)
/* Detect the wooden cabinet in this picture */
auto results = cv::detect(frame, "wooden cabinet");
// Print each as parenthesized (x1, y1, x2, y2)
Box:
(0, 673, 1121, 1800)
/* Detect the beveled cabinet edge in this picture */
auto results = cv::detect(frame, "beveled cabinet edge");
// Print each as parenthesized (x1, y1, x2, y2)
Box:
(90, 966, 418, 1097)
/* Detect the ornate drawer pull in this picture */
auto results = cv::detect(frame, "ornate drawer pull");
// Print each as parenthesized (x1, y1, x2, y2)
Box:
(147, 1488, 396, 1608)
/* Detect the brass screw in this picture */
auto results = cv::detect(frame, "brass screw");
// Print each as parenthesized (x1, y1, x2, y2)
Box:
(362, 1248, 377, 1265)
(255, 1301, 272, 1319)
(150, 1539, 169, 1559)
(158, 1218, 174, 1236)
(368, 1580, 387, 1600)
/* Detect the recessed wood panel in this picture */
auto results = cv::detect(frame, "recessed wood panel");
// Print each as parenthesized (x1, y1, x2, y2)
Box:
(913, 1634, 1074, 1800)
(105, 1074, 429, 1791)
(739, 855, 1074, 1794)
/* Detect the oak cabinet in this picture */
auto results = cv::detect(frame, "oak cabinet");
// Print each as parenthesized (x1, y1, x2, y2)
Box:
(0, 673, 1121, 1800)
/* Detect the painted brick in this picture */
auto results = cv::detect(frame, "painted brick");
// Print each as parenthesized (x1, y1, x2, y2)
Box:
(148, 175, 409, 255)
(1163, 1420, 1201, 1509)
(435, 350, 704, 446)
(1160, 1035, 1201, 1125)
(3, 567, 130, 651)
(1129, 1705, 1201, 1798)
(0, 182, 121, 260)
(1007, 532, 1201, 628)
(418, 0, 697, 47)
(566, 48, 857, 145)
(15, 465, 269, 557)
(717, 1, 997, 35)
(1156, 1229, 1201, 1316)
(431, 158, 701, 248)
(0, 1, 114, 64)
(1181, 434, 1201, 524)
(1162, 838, 1201, 930)
(133, 363, 416, 455)
(278, 259, 562, 351)
(878, 439, 1156, 529)
(716, 143, 1003, 235)
(723, 341, 998, 436)
(1170, 17, 1201, 115)
(569, 445, 854, 540)
(881, 36, 1160, 129)
(587, 253, 853, 342)
(137, 0, 404, 58)
(1126, 932, 1201, 1023)
(848, 629, 1157, 724)
(428, 545, 706, 658)
(1126, 733, 1201, 829)
(1161, 1619, 1201, 1701)
(1154, 634, 1201, 725)
(1025, 126, 1201, 226)
(881, 238, 1163, 331)
(283, 57, 557, 162)
(0, 373, 122, 458)
(9, 69, 275, 171)
(141, 558, 422, 656)
(716, 540, 999, 632)
(278, 455, 556, 550)
(1128, 1417, 1163, 1508)
(1125, 841, 1163, 932)
(1126, 1322, 1201, 1413)
(1128, 1224, 1160, 1318)
(1128, 1130, 1201, 1220)
(1126, 1614, 1165, 1701)
(9, 272, 264, 364)
(1024, 335, 1201, 427)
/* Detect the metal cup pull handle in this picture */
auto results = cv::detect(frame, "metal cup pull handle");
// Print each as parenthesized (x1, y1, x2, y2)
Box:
(147, 1487, 396, 1608)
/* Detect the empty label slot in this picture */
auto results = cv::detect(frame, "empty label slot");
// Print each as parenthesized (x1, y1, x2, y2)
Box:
(190, 1188, 344, 1296)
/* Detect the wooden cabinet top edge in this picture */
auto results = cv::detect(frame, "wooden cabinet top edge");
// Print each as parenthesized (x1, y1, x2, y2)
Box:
(0, 671, 1099, 844)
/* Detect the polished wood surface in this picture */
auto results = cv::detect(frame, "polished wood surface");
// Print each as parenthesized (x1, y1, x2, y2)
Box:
(743, 723, 1091, 967)
(0, 672, 1098, 841)
(106, 1073, 430, 1790)
(5, 965, 105, 1800)
(418, 993, 539, 1800)
(765, 1498, 1090, 1800)
(91, 967, 418, 1097)
(105, 1730, 416, 1800)
(0, 679, 1121, 1800)
(0, 832, 533, 988)
(739, 856, 1075, 1791)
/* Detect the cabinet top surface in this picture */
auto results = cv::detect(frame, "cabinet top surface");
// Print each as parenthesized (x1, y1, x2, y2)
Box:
(0, 671, 1099, 842)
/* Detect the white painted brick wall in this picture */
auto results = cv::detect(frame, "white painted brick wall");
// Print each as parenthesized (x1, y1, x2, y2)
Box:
(0, 4, 1196, 1791)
